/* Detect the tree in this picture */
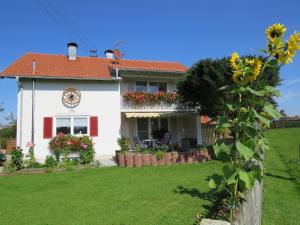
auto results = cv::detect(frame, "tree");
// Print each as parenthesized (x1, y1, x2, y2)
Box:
(0, 102, 4, 112)
(279, 109, 287, 117)
(177, 56, 280, 118)
(5, 112, 16, 125)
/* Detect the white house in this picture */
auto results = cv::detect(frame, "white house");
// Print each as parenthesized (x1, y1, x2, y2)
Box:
(0, 43, 202, 163)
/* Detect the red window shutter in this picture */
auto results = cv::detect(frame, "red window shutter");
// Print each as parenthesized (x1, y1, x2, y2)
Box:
(43, 117, 53, 139)
(90, 116, 98, 137)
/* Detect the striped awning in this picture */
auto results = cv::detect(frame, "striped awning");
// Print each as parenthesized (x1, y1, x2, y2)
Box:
(125, 112, 162, 118)
(124, 112, 197, 118)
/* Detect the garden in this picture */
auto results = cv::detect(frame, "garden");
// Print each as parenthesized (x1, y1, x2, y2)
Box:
(1, 23, 300, 225)
(2, 133, 101, 175)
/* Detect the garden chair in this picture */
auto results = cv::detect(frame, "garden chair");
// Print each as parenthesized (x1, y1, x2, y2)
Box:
(132, 134, 148, 149)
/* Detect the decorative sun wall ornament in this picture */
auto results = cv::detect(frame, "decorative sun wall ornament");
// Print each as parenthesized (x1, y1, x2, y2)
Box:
(62, 87, 81, 108)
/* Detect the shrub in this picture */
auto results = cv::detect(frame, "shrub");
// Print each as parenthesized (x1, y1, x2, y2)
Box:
(3, 161, 16, 174)
(155, 150, 165, 160)
(117, 136, 130, 152)
(49, 134, 95, 164)
(10, 148, 23, 170)
(45, 155, 57, 168)
(89, 160, 101, 168)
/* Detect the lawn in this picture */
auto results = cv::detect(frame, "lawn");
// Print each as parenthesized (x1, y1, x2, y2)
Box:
(0, 162, 222, 225)
(263, 128, 300, 225)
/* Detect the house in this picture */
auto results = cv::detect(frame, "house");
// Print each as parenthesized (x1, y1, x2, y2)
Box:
(0, 43, 202, 162)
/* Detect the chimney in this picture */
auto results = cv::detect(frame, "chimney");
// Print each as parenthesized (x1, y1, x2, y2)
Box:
(104, 49, 114, 59)
(68, 42, 78, 60)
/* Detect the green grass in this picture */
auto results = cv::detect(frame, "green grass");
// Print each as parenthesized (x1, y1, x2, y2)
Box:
(0, 162, 222, 225)
(263, 128, 300, 225)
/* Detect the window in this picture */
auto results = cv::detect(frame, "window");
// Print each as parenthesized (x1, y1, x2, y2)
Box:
(56, 117, 88, 135)
(137, 118, 149, 141)
(135, 82, 148, 92)
(135, 82, 167, 93)
(136, 118, 169, 140)
(56, 118, 71, 134)
(73, 118, 88, 135)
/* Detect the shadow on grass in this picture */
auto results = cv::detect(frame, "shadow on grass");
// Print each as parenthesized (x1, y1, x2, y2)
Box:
(173, 185, 225, 219)
(265, 172, 295, 181)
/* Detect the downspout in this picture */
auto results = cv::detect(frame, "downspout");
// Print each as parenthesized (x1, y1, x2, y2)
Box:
(31, 78, 35, 144)
(16, 77, 23, 147)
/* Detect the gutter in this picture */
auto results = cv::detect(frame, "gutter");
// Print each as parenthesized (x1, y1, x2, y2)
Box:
(1, 75, 120, 81)
(16, 77, 23, 147)
(31, 79, 35, 144)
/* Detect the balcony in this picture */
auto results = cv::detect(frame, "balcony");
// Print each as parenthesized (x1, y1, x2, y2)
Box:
(120, 92, 196, 112)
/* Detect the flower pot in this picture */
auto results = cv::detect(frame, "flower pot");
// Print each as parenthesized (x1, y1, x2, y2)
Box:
(117, 152, 125, 167)
(164, 152, 172, 165)
(142, 153, 151, 166)
(157, 157, 165, 166)
(150, 154, 157, 166)
(186, 152, 193, 164)
(192, 151, 198, 163)
(171, 151, 178, 164)
(125, 153, 134, 167)
(178, 152, 186, 164)
(133, 153, 142, 167)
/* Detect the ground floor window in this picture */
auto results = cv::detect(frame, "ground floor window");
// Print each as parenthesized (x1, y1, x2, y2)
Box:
(56, 116, 88, 135)
(136, 118, 169, 140)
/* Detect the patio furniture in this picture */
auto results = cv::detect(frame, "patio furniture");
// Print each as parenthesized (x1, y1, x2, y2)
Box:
(162, 132, 172, 145)
(133, 134, 148, 149)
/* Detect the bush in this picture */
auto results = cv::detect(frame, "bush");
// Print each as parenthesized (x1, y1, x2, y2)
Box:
(45, 155, 57, 168)
(89, 160, 101, 168)
(117, 136, 130, 152)
(155, 150, 165, 160)
(49, 134, 95, 164)
(3, 161, 16, 174)
(10, 148, 23, 170)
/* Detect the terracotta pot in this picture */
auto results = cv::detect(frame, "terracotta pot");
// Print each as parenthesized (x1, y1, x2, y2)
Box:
(142, 153, 151, 166)
(192, 151, 198, 163)
(117, 153, 125, 167)
(186, 152, 193, 164)
(178, 152, 186, 164)
(157, 157, 165, 166)
(125, 153, 134, 167)
(164, 152, 172, 165)
(171, 151, 178, 164)
(150, 154, 157, 166)
(133, 153, 142, 167)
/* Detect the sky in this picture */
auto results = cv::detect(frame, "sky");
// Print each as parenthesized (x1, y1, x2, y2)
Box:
(0, 0, 300, 124)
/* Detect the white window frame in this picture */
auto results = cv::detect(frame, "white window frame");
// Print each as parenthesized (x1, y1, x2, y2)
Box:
(134, 81, 168, 93)
(54, 116, 90, 136)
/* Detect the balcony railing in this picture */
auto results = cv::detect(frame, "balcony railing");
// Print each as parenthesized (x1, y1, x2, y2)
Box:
(120, 92, 196, 112)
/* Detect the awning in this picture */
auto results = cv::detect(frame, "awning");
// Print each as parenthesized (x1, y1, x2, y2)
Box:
(124, 112, 197, 118)
(125, 112, 162, 118)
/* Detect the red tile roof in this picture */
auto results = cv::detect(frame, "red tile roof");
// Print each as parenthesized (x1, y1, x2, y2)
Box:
(0, 53, 187, 79)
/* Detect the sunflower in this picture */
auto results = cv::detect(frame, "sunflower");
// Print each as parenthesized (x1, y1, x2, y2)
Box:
(253, 59, 263, 80)
(281, 32, 300, 64)
(266, 23, 286, 42)
(230, 52, 239, 69)
(232, 70, 251, 85)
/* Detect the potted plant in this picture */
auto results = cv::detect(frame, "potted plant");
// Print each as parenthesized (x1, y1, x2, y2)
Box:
(125, 152, 134, 167)
(141, 148, 151, 166)
(117, 136, 130, 166)
(133, 152, 142, 167)
(150, 153, 157, 166)
(155, 150, 165, 166)
(171, 151, 178, 164)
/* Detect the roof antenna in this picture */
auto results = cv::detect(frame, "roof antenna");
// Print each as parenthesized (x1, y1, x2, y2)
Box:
(113, 40, 126, 60)
(90, 49, 98, 57)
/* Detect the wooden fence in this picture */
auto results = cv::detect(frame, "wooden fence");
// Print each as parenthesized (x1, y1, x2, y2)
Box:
(271, 119, 300, 128)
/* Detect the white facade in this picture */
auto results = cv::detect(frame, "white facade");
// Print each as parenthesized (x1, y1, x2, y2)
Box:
(16, 73, 202, 162)
(17, 79, 121, 161)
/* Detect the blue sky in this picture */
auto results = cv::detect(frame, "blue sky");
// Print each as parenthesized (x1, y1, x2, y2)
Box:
(0, 0, 300, 123)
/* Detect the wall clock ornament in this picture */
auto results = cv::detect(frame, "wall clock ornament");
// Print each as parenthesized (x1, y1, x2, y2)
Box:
(62, 87, 81, 108)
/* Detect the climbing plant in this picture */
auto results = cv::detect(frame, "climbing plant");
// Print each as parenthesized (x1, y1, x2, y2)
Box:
(208, 23, 300, 222)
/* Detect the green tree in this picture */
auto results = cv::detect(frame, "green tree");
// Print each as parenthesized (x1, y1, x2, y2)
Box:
(177, 56, 280, 118)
